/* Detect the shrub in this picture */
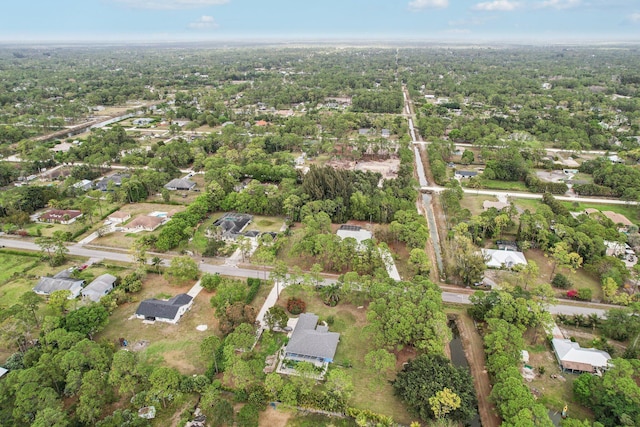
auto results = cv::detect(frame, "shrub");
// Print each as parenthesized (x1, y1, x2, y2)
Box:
(287, 298, 306, 315)
(552, 273, 572, 289)
(567, 289, 578, 299)
(576, 288, 593, 301)
(201, 273, 222, 292)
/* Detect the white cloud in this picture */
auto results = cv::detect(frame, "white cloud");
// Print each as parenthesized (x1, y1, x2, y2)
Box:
(113, 0, 229, 10)
(408, 0, 449, 11)
(472, 0, 521, 11)
(536, 0, 581, 9)
(631, 12, 640, 23)
(448, 16, 491, 26)
(188, 15, 218, 30)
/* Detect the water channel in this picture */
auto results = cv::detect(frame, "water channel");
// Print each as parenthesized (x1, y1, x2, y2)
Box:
(448, 319, 481, 427)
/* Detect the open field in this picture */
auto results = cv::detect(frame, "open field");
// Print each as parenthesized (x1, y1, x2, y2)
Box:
(524, 249, 603, 301)
(95, 273, 214, 375)
(276, 288, 414, 425)
(460, 194, 493, 216)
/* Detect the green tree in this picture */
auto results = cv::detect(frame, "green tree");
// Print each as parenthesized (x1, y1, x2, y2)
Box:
(63, 304, 109, 338)
(408, 248, 431, 276)
(108, 350, 140, 397)
(429, 388, 462, 419)
(19, 292, 43, 328)
(148, 366, 182, 408)
(263, 305, 288, 330)
(393, 354, 477, 424)
(237, 404, 259, 427)
(364, 349, 396, 387)
(48, 290, 72, 315)
(200, 335, 223, 374)
(76, 370, 109, 424)
(166, 255, 199, 283)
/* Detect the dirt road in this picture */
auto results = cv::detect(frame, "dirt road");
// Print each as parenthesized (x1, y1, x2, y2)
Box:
(455, 314, 502, 427)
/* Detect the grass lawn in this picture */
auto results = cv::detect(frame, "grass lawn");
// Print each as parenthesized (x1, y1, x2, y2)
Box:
(247, 215, 286, 233)
(276, 288, 414, 425)
(475, 180, 529, 192)
(460, 194, 492, 216)
(95, 273, 214, 375)
(514, 198, 544, 213)
(524, 249, 603, 301)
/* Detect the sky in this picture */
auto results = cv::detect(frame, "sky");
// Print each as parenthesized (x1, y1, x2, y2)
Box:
(1, 0, 639, 43)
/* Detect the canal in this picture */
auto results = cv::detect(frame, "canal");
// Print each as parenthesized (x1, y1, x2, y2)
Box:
(448, 319, 481, 427)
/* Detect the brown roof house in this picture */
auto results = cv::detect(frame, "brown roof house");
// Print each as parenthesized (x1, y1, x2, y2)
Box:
(122, 215, 165, 233)
(40, 209, 83, 225)
(552, 338, 611, 374)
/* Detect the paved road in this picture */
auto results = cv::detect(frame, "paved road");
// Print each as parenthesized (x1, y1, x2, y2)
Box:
(1, 237, 612, 317)
(421, 185, 639, 205)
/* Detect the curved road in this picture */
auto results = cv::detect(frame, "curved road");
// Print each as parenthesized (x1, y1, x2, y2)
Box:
(0, 237, 610, 316)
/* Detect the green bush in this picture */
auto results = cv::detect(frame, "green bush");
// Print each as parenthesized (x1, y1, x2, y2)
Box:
(551, 273, 572, 289)
(576, 288, 593, 301)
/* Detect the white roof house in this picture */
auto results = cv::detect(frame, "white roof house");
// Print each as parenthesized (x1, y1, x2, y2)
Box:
(336, 225, 372, 245)
(482, 249, 527, 269)
(552, 338, 611, 374)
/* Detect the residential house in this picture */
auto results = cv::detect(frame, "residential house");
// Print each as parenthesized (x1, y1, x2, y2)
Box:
(81, 274, 117, 302)
(122, 215, 165, 233)
(33, 276, 85, 299)
(107, 211, 131, 224)
(164, 178, 196, 191)
(601, 211, 634, 231)
(0, 367, 7, 378)
(212, 213, 253, 239)
(336, 224, 373, 246)
(552, 338, 611, 374)
(482, 249, 527, 269)
(283, 313, 340, 367)
(96, 173, 128, 191)
(73, 179, 93, 191)
(132, 118, 153, 126)
(454, 170, 478, 179)
(39, 209, 83, 225)
(135, 293, 194, 324)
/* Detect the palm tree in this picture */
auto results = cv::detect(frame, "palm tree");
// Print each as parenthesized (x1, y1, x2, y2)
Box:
(320, 283, 342, 307)
(151, 256, 162, 274)
(588, 313, 600, 331)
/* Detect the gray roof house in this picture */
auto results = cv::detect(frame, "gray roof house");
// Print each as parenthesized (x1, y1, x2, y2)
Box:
(164, 178, 196, 191)
(81, 274, 117, 302)
(212, 213, 253, 239)
(135, 293, 193, 324)
(96, 173, 128, 191)
(33, 277, 85, 299)
(552, 338, 611, 374)
(284, 313, 340, 366)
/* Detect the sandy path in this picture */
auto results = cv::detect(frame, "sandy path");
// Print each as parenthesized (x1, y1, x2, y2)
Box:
(456, 315, 502, 427)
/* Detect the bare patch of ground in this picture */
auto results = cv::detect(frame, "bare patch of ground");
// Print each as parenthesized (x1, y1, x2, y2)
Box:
(259, 406, 293, 427)
(326, 158, 400, 180)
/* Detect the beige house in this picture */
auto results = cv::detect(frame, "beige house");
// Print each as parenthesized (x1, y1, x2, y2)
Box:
(108, 211, 131, 224)
(122, 215, 165, 232)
